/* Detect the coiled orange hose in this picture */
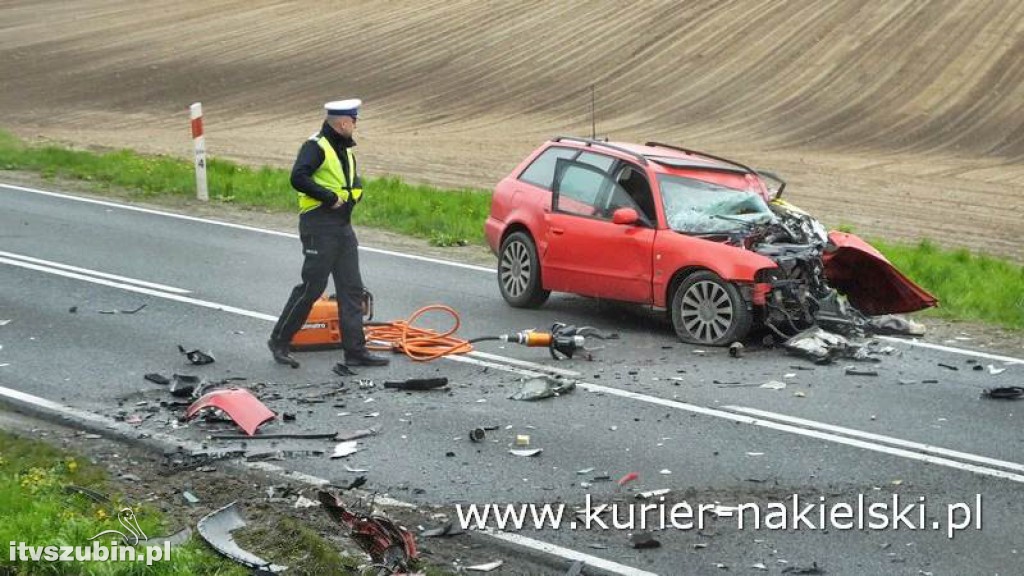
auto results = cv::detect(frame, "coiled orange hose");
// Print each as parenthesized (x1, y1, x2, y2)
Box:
(364, 304, 473, 362)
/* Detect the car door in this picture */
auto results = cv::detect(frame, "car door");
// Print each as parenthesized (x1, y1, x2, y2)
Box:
(543, 158, 655, 303)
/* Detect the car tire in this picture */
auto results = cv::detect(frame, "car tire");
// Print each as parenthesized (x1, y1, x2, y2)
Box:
(498, 231, 550, 308)
(671, 271, 752, 346)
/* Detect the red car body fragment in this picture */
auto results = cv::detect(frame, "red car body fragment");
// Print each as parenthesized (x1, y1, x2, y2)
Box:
(185, 388, 276, 436)
(823, 232, 939, 315)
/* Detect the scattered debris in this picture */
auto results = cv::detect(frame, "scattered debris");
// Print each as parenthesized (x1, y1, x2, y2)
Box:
(982, 387, 1024, 400)
(636, 489, 671, 500)
(469, 428, 486, 442)
(358, 379, 375, 390)
(617, 472, 639, 486)
(68, 306, 78, 313)
(184, 388, 276, 436)
(146, 527, 193, 549)
(577, 467, 595, 475)
(938, 362, 958, 371)
(630, 532, 661, 549)
(294, 496, 320, 509)
(565, 560, 585, 576)
(760, 380, 787, 390)
(783, 328, 870, 364)
(178, 345, 215, 365)
(845, 367, 878, 377)
(509, 375, 577, 401)
(515, 434, 531, 447)
(659, 469, 672, 475)
(182, 491, 200, 505)
(420, 522, 465, 538)
(781, 562, 825, 574)
(318, 490, 418, 572)
(212, 432, 339, 441)
(64, 485, 111, 503)
(332, 363, 357, 377)
(752, 563, 769, 571)
(197, 502, 287, 572)
(467, 560, 505, 572)
(331, 441, 360, 459)
(144, 373, 171, 386)
(383, 377, 449, 391)
(169, 374, 201, 398)
(337, 428, 377, 442)
(99, 304, 147, 315)
(866, 314, 925, 336)
(728, 342, 744, 358)
(510, 448, 543, 457)
(345, 465, 370, 473)
(988, 365, 1007, 375)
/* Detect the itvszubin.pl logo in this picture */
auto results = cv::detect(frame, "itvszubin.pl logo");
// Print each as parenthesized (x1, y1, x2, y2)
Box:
(9, 507, 171, 565)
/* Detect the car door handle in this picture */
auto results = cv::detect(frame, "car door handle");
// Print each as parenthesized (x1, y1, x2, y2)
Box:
(551, 227, 564, 235)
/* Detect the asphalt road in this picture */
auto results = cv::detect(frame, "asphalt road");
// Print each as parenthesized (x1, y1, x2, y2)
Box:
(2, 182, 1023, 576)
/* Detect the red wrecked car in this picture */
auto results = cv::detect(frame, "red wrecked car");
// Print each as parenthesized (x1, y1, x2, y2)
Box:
(484, 137, 937, 346)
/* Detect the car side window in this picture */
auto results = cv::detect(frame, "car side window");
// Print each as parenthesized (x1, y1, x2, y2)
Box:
(518, 146, 578, 190)
(552, 159, 616, 218)
(576, 151, 616, 173)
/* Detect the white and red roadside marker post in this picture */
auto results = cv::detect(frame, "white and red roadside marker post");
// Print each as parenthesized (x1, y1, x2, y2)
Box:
(190, 102, 209, 201)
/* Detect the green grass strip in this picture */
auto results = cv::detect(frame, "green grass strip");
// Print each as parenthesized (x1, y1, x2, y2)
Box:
(1, 129, 1020, 330)
(0, 430, 246, 575)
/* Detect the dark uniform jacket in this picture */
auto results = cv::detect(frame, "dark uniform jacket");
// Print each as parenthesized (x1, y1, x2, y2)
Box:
(291, 121, 362, 234)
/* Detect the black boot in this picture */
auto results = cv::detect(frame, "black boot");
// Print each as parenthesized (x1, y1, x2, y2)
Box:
(344, 349, 390, 367)
(268, 339, 300, 368)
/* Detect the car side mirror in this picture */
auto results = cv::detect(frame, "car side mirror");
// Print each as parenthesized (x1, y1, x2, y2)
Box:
(612, 207, 639, 225)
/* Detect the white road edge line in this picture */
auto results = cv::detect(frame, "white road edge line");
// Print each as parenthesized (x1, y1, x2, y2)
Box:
(877, 336, 1024, 365)
(0, 256, 278, 322)
(0, 384, 658, 576)
(1, 183, 494, 273)
(8, 245, 1024, 485)
(0, 249, 191, 294)
(724, 405, 1024, 473)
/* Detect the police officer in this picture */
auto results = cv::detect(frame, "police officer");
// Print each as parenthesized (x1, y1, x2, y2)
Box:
(268, 99, 389, 369)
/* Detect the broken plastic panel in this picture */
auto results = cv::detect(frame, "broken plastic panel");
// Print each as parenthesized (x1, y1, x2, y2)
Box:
(197, 502, 286, 572)
(317, 490, 418, 570)
(184, 388, 275, 436)
(509, 375, 577, 401)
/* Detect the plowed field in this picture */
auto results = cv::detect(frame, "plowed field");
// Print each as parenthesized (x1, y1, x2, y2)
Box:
(2, 0, 1021, 261)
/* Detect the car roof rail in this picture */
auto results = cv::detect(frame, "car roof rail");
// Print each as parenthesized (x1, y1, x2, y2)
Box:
(553, 135, 649, 165)
(644, 141, 755, 174)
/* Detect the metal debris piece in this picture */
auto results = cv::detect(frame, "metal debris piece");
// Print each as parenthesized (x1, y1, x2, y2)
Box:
(99, 304, 147, 315)
(938, 363, 959, 371)
(337, 428, 377, 442)
(636, 489, 671, 500)
(184, 388, 276, 436)
(728, 342, 744, 358)
(577, 467, 595, 475)
(867, 314, 925, 336)
(509, 448, 542, 457)
(332, 363, 357, 377)
(318, 490, 418, 571)
(178, 345, 215, 365)
(383, 377, 449, 391)
(345, 465, 370, 473)
(760, 380, 787, 390)
(197, 502, 287, 572)
(515, 434, 530, 447)
(331, 441, 360, 459)
(467, 560, 504, 572)
(144, 373, 171, 386)
(982, 387, 1024, 400)
(781, 562, 825, 574)
(469, 428, 486, 442)
(845, 367, 878, 377)
(170, 374, 201, 398)
(420, 522, 465, 538)
(783, 328, 859, 364)
(294, 496, 320, 509)
(630, 532, 661, 549)
(509, 375, 577, 401)
(358, 379, 375, 390)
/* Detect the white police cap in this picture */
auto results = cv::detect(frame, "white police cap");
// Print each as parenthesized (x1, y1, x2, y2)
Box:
(324, 99, 361, 118)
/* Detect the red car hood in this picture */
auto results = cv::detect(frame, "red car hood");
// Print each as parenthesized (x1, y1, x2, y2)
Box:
(822, 232, 938, 315)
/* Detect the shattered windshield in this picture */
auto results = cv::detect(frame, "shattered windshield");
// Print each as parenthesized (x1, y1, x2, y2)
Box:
(658, 174, 775, 233)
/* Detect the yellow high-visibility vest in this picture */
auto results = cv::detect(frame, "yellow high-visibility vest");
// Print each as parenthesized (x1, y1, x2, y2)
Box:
(298, 136, 363, 213)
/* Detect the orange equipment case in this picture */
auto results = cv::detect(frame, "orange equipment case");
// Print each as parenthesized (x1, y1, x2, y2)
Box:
(289, 290, 373, 350)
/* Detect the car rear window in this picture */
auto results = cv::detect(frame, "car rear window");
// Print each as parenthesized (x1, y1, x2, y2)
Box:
(518, 146, 578, 189)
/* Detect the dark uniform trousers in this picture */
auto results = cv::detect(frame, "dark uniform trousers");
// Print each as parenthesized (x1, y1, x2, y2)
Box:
(270, 225, 366, 353)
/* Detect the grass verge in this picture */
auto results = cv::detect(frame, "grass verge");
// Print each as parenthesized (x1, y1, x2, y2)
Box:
(0, 430, 245, 575)
(1, 129, 1020, 330)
